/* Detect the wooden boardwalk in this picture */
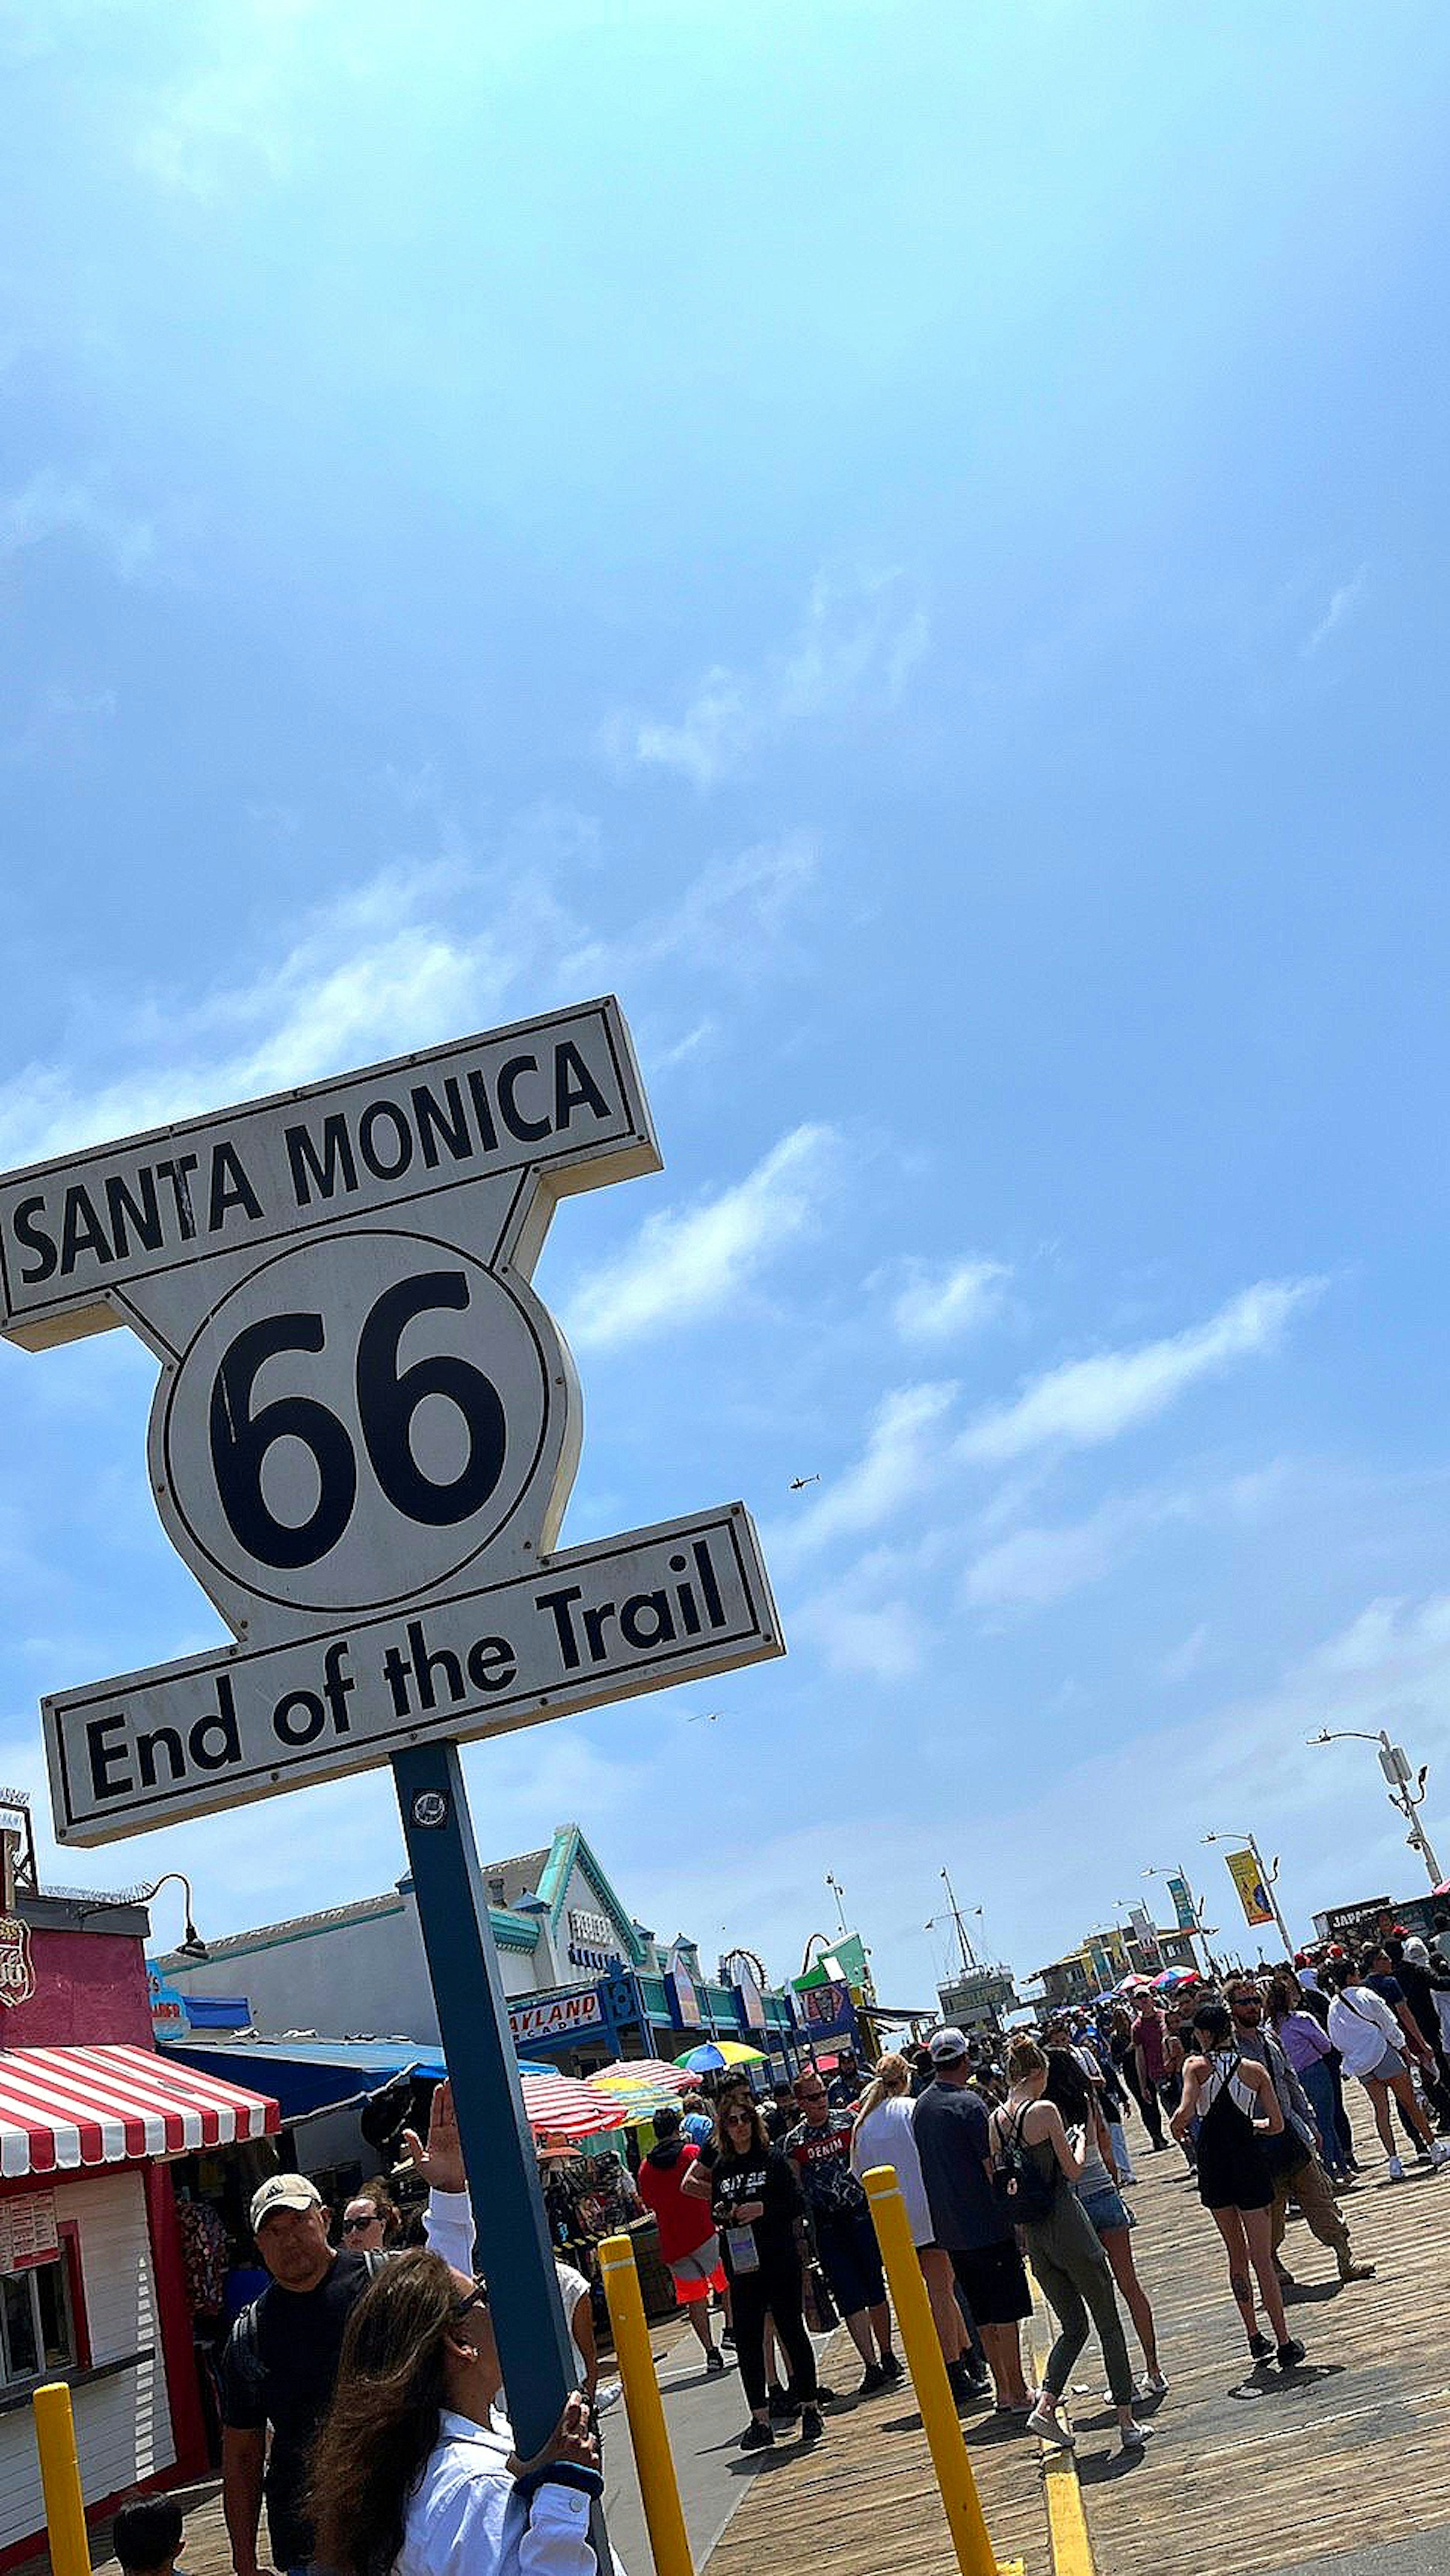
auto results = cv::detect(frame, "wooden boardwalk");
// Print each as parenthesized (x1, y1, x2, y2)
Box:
(714, 2090, 1450, 2576)
(1074, 2094, 1450, 2576)
(707, 2324, 1048, 2576)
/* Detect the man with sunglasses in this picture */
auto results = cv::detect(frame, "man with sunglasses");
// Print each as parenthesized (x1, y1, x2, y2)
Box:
(1223, 1981, 1373, 2290)
(220, 2172, 388, 2576)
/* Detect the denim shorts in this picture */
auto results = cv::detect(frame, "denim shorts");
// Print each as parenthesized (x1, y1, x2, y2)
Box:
(1079, 2182, 1133, 2235)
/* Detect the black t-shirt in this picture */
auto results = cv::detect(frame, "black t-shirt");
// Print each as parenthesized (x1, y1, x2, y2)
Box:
(697, 2140, 802, 2276)
(1395, 1956, 1450, 2037)
(219, 2251, 378, 2564)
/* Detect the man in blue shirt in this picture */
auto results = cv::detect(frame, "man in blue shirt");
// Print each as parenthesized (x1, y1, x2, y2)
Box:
(912, 2029, 1032, 2413)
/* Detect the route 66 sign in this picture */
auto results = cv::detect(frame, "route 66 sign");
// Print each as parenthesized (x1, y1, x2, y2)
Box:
(0, 998, 782, 1845)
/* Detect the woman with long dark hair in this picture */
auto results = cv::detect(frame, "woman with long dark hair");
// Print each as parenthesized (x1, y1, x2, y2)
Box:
(682, 2088, 822, 2450)
(307, 2249, 605, 2576)
(1041, 2048, 1164, 2394)
(1172, 2000, 1303, 2371)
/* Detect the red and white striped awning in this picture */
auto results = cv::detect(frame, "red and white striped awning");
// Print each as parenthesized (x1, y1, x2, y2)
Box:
(0, 2044, 280, 2179)
(519, 2071, 627, 2139)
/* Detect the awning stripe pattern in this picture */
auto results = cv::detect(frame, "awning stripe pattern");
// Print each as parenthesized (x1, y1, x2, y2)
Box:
(518, 2071, 626, 2138)
(0, 2043, 280, 2179)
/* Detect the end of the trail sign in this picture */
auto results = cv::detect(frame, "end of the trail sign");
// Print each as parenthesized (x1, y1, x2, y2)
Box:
(45, 1504, 779, 1845)
(0, 996, 787, 1849)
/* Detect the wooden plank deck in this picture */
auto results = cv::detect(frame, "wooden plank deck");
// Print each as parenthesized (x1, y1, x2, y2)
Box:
(707, 2322, 1049, 2576)
(1073, 2091, 1450, 2576)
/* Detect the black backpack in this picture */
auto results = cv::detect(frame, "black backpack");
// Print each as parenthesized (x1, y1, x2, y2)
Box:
(991, 2108, 1058, 2225)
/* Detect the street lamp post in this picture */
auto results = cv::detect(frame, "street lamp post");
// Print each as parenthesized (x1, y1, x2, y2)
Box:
(79, 1869, 208, 1958)
(1202, 1833, 1293, 1959)
(1308, 1729, 1445, 1889)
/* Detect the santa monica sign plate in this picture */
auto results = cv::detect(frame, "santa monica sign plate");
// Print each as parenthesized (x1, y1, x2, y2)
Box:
(0, 997, 782, 1845)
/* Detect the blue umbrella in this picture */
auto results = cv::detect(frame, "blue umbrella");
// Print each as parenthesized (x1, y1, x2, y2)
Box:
(674, 2039, 767, 2075)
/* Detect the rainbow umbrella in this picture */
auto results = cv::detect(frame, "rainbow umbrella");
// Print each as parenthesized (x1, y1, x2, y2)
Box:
(674, 2039, 767, 2074)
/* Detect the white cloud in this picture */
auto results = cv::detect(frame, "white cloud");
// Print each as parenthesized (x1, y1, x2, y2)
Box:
(958, 1279, 1323, 1466)
(0, 468, 156, 581)
(1302, 564, 1370, 657)
(792, 1583, 926, 1682)
(962, 1497, 1157, 1609)
(0, 829, 824, 1172)
(891, 1257, 1009, 1343)
(777, 1382, 958, 1559)
(601, 570, 929, 788)
(563, 1124, 840, 1350)
(1158, 1622, 1210, 1683)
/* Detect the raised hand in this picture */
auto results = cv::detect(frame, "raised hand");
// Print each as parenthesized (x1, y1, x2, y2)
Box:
(401, 2076, 467, 2194)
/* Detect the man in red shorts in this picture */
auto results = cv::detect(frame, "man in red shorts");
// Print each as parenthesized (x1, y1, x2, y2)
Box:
(636, 2106, 728, 2373)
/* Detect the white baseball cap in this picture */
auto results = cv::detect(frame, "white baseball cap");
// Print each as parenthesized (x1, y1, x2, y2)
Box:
(928, 2027, 969, 2064)
(250, 2172, 324, 2233)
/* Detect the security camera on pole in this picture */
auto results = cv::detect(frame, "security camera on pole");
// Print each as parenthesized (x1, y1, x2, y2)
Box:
(0, 996, 785, 2529)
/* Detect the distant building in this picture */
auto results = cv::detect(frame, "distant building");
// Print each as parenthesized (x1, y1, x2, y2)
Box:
(1030, 1920, 1199, 2013)
(156, 1820, 810, 2076)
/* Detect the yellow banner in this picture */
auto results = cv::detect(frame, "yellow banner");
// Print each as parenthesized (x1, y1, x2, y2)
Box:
(1225, 1847, 1273, 1927)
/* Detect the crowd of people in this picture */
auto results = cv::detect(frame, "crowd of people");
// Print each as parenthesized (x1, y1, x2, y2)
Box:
(158, 1909, 1450, 2576)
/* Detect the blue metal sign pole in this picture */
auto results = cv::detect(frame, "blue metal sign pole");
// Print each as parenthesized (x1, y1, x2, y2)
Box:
(393, 1738, 607, 2528)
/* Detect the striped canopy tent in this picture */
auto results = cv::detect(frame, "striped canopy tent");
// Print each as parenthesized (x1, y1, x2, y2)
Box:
(518, 2071, 627, 2140)
(589, 2058, 695, 2103)
(0, 2042, 279, 2179)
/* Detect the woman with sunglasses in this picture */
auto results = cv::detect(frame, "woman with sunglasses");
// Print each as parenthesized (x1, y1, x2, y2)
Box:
(340, 2182, 402, 2252)
(682, 2088, 823, 2450)
(308, 2251, 608, 2576)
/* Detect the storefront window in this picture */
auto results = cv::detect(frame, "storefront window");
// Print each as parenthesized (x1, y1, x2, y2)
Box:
(2, 2261, 77, 2387)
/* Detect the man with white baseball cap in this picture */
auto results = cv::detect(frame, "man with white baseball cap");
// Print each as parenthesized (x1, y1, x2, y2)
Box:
(220, 2171, 386, 2576)
(913, 2028, 1033, 2414)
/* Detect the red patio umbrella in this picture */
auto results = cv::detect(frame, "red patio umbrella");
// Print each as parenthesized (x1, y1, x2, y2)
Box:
(519, 2072, 626, 2139)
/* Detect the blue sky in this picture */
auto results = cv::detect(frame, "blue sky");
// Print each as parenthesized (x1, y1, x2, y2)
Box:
(4, 4, 1450, 2008)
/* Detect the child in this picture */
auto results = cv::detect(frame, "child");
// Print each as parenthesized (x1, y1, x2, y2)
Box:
(112, 2499, 184, 2576)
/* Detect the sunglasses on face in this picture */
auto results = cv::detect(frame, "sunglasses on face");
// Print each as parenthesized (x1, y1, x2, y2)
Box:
(342, 2213, 376, 2232)
(798, 2085, 826, 2100)
(452, 2277, 490, 2321)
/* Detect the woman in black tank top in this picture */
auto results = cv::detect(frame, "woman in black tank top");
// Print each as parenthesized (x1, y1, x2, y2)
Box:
(1174, 2001, 1304, 2373)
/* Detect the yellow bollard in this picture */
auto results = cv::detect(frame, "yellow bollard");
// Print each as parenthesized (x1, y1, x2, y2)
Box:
(597, 2231, 693, 2576)
(863, 2166, 1012, 2576)
(32, 2381, 93, 2576)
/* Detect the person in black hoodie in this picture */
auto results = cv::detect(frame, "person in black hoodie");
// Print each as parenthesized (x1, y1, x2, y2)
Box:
(634, 2107, 728, 2373)
(684, 2092, 822, 2451)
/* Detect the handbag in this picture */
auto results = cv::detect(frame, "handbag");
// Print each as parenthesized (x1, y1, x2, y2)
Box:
(803, 2261, 839, 2334)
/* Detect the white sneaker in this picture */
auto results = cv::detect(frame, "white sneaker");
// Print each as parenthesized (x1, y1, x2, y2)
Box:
(1138, 2371, 1169, 2398)
(1120, 2419, 1155, 2451)
(1387, 2155, 1406, 2182)
(1431, 2139, 1450, 2170)
(1026, 2403, 1076, 2449)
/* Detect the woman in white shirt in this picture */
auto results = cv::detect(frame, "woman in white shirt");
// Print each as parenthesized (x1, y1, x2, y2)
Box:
(308, 2250, 608, 2576)
(1323, 1961, 1450, 2182)
(851, 2052, 971, 2380)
